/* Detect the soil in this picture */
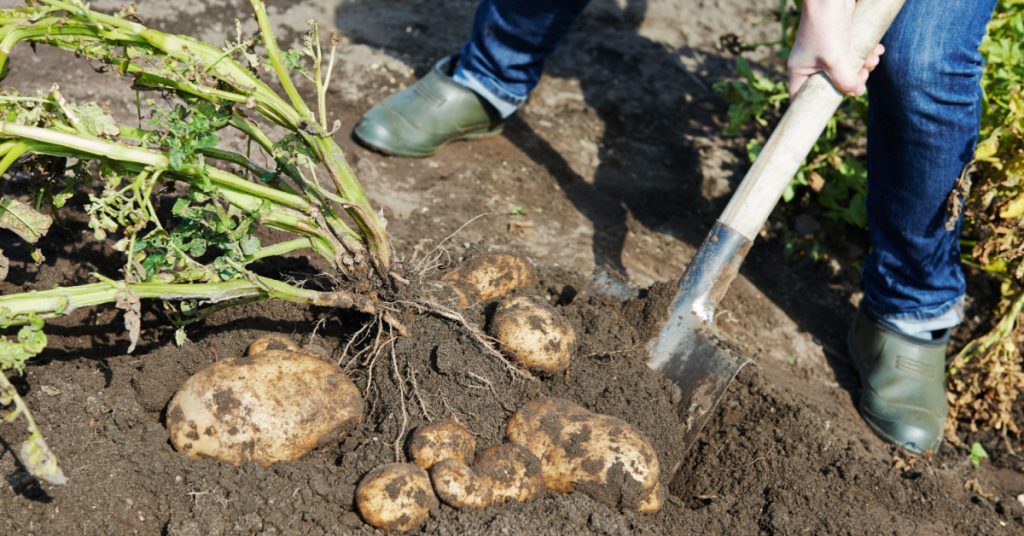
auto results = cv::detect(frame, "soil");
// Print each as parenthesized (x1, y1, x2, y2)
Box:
(1, 0, 1023, 535)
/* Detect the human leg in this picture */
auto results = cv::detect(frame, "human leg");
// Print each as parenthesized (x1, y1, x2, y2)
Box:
(850, 0, 997, 453)
(454, 0, 592, 117)
(862, 0, 997, 334)
(354, 0, 591, 157)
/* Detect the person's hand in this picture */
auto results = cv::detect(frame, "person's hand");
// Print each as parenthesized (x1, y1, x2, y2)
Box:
(786, 0, 885, 98)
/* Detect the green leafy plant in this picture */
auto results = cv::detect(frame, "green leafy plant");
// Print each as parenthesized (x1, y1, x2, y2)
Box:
(713, 1, 870, 222)
(0, 0, 398, 483)
(969, 441, 989, 467)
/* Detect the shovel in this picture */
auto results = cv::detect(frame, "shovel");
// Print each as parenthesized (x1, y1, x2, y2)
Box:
(646, 0, 906, 463)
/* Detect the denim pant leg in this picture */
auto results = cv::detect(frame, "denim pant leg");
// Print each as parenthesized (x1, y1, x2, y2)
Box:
(862, 0, 997, 335)
(453, 0, 592, 117)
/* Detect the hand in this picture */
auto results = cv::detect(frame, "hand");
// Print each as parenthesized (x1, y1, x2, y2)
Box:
(786, 0, 885, 98)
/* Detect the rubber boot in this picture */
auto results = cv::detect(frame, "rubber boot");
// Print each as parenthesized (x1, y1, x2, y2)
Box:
(353, 56, 504, 157)
(847, 309, 948, 454)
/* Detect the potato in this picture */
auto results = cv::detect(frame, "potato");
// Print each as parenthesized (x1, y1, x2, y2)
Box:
(430, 459, 494, 509)
(506, 398, 662, 512)
(472, 443, 545, 503)
(442, 252, 535, 307)
(166, 338, 363, 466)
(408, 420, 476, 470)
(492, 296, 576, 373)
(356, 463, 437, 532)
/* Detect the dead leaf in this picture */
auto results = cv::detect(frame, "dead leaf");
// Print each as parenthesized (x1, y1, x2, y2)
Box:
(507, 219, 535, 239)
(0, 197, 52, 243)
(115, 288, 142, 353)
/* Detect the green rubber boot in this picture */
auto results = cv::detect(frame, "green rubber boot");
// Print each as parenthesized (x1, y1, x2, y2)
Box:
(847, 309, 948, 454)
(353, 56, 504, 157)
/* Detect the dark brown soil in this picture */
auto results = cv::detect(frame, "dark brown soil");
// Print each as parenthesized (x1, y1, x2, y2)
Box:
(1, 0, 1022, 535)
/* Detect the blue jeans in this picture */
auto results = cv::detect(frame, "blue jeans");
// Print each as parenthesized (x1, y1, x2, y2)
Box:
(453, 0, 996, 336)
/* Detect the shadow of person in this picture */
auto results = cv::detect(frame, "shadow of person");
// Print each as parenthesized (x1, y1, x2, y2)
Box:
(333, 0, 862, 406)
(336, 0, 730, 274)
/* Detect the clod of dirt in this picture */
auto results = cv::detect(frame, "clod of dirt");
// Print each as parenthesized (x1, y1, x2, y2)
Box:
(472, 443, 546, 503)
(355, 462, 438, 532)
(507, 397, 662, 512)
(441, 252, 536, 307)
(492, 295, 577, 373)
(430, 459, 494, 510)
(165, 338, 363, 466)
(408, 419, 477, 470)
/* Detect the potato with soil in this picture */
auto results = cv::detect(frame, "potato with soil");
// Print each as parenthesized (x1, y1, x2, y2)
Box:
(472, 443, 545, 503)
(408, 420, 476, 470)
(356, 463, 437, 532)
(166, 337, 363, 466)
(430, 459, 494, 509)
(506, 398, 663, 512)
(441, 252, 535, 307)
(492, 296, 576, 373)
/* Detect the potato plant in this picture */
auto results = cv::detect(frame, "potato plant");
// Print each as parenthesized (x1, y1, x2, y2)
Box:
(0, 0, 396, 484)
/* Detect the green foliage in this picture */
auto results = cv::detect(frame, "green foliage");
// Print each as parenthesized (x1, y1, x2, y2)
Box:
(969, 441, 989, 467)
(0, 316, 64, 485)
(147, 101, 231, 170)
(713, 4, 870, 225)
(0, 316, 47, 373)
(715, 58, 789, 136)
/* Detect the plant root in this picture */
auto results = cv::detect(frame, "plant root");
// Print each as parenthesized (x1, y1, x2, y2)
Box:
(398, 300, 536, 382)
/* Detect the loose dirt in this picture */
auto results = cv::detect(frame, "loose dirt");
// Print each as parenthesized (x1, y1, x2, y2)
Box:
(1, 0, 1021, 534)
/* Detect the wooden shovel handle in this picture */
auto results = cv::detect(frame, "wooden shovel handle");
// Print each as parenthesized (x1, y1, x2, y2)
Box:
(718, 0, 906, 241)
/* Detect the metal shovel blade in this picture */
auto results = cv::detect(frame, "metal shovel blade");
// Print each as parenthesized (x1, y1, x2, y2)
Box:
(647, 221, 753, 457)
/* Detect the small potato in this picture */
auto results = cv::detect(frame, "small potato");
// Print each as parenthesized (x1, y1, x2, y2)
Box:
(167, 343, 362, 466)
(472, 443, 545, 503)
(492, 296, 576, 373)
(430, 459, 494, 509)
(356, 463, 437, 532)
(442, 252, 535, 307)
(408, 420, 476, 470)
(506, 398, 662, 512)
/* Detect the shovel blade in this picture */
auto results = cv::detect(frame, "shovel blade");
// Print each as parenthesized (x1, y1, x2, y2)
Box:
(646, 221, 753, 463)
(660, 331, 751, 456)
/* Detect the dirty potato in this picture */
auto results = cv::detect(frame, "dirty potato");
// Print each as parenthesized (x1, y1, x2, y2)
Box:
(356, 463, 437, 532)
(441, 252, 535, 307)
(492, 296, 576, 373)
(472, 443, 545, 503)
(166, 340, 363, 466)
(430, 459, 494, 509)
(408, 420, 476, 470)
(506, 398, 662, 512)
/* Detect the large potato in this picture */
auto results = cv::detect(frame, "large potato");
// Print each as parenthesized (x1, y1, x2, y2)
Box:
(492, 296, 576, 373)
(356, 463, 437, 532)
(506, 398, 662, 512)
(430, 459, 494, 510)
(472, 443, 545, 503)
(166, 339, 363, 466)
(408, 420, 476, 470)
(442, 252, 535, 307)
